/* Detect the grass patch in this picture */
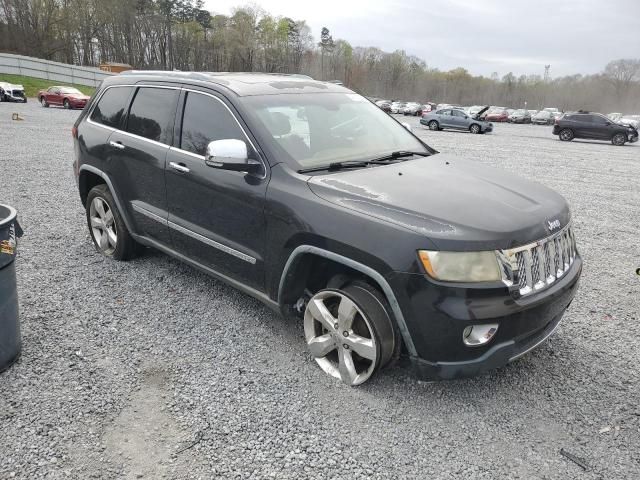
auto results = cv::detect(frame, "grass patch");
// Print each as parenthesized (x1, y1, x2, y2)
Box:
(0, 74, 96, 98)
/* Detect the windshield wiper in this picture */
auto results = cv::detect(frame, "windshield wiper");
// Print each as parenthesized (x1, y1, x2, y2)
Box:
(297, 151, 429, 174)
(369, 150, 430, 162)
(298, 160, 379, 174)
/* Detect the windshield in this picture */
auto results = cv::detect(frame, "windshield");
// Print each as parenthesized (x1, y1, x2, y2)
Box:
(244, 93, 429, 169)
(60, 87, 82, 94)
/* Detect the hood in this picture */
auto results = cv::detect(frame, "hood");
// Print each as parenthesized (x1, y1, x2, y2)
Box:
(0, 82, 24, 91)
(472, 106, 490, 119)
(306, 154, 570, 250)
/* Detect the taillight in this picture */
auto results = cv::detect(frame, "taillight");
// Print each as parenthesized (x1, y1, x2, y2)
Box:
(71, 126, 78, 139)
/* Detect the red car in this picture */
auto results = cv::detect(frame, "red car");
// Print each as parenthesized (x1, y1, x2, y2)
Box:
(485, 108, 510, 122)
(38, 86, 90, 109)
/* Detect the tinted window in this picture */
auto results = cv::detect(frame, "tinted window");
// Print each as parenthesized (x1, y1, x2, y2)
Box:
(180, 92, 246, 156)
(126, 87, 179, 144)
(591, 115, 609, 125)
(91, 87, 133, 128)
(575, 114, 592, 123)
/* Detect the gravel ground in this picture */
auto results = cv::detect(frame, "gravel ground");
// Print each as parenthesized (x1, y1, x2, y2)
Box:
(1, 102, 639, 479)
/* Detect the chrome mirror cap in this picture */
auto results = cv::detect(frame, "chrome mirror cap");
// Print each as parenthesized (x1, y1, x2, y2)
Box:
(205, 139, 248, 165)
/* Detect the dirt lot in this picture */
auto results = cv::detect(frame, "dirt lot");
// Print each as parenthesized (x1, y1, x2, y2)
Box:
(1, 102, 639, 479)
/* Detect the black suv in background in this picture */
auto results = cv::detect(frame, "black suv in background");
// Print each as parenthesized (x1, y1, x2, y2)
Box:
(73, 72, 581, 386)
(553, 111, 638, 145)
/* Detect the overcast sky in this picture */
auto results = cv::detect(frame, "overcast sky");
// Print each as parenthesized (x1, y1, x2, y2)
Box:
(203, 0, 640, 78)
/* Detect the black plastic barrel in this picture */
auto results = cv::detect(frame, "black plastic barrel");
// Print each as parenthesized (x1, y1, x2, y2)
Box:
(0, 204, 23, 372)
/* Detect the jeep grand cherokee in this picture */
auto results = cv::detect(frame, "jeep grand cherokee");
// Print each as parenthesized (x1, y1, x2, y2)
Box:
(73, 72, 581, 386)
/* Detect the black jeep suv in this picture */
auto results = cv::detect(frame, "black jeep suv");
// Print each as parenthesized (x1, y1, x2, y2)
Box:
(553, 111, 638, 146)
(73, 72, 581, 385)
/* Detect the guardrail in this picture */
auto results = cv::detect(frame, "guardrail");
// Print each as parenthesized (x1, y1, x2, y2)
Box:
(0, 53, 114, 88)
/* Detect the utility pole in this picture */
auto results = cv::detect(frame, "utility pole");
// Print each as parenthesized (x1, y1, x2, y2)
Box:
(542, 65, 551, 108)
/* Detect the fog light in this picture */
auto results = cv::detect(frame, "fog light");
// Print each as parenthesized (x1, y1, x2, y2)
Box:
(463, 324, 499, 346)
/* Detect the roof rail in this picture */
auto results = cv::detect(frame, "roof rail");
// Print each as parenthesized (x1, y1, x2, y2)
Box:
(119, 70, 214, 81)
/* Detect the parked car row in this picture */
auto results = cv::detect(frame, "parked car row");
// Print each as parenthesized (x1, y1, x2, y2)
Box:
(372, 99, 436, 116)
(0, 79, 91, 108)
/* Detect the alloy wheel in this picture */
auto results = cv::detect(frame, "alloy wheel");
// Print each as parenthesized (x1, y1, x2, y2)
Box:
(560, 129, 573, 141)
(470, 124, 480, 134)
(429, 121, 438, 131)
(612, 133, 626, 146)
(89, 197, 118, 255)
(304, 290, 378, 386)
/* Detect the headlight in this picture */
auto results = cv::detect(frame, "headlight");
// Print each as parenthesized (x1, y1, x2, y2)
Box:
(418, 250, 501, 282)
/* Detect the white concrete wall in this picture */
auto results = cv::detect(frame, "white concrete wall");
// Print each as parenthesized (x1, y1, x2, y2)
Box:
(0, 53, 114, 87)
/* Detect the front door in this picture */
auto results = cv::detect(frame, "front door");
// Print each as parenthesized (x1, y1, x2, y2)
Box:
(165, 89, 268, 290)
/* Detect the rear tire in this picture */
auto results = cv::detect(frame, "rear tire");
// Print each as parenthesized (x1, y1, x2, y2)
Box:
(86, 185, 138, 261)
(559, 128, 574, 141)
(303, 280, 398, 386)
(611, 133, 626, 146)
(428, 120, 439, 131)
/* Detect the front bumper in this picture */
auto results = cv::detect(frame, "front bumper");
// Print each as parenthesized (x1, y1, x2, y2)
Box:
(388, 256, 582, 380)
(4, 95, 26, 103)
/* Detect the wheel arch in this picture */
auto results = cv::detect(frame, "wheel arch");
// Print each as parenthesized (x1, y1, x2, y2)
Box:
(277, 244, 418, 357)
(78, 165, 137, 235)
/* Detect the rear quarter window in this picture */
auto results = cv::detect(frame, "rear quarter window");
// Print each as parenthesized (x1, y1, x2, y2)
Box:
(90, 87, 133, 128)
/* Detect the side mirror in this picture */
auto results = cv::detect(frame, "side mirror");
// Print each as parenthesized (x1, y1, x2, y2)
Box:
(205, 139, 261, 174)
(401, 122, 412, 132)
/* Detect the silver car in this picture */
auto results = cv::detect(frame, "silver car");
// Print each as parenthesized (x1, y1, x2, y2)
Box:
(420, 106, 492, 134)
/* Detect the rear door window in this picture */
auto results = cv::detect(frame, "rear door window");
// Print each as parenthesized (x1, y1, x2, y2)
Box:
(90, 86, 133, 128)
(179, 91, 247, 156)
(125, 87, 179, 144)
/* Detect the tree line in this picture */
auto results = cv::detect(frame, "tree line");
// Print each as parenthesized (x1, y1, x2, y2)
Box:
(1, 0, 639, 112)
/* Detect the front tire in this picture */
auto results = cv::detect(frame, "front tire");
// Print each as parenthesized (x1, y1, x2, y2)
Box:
(469, 124, 481, 134)
(559, 128, 574, 141)
(40, 97, 49, 108)
(611, 133, 626, 146)
(86, 185, 138, 261)
(304, 281, 398, 386)
(428, 120, 439, 131)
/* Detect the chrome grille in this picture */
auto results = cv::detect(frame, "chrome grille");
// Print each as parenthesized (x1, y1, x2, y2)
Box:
(498, 224, 577, 297)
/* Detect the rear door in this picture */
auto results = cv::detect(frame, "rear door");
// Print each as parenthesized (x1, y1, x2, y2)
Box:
(165, 88, 268, 290)
(572, 114, 593, 138)
(105, 85, 179, 244)
(438, 109, 453, 127)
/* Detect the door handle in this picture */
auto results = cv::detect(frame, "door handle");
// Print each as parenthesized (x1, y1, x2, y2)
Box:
(109, 140, 125, 150)
(169, 161, 190, 173)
